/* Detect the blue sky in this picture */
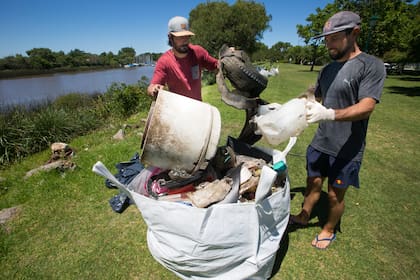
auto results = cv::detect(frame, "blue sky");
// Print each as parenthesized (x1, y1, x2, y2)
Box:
(0, 0, 336, 58)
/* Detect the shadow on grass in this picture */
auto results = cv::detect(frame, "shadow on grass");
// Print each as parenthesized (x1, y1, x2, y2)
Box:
(268, 187, 344, 275)
(297, 69, 320, 74)
(288, 186, 341, 233)
(269, 185, 331, 278)
(269, 231, 289, 279)
(386, 85, 420, 97)
(397, 76, 420, 82)
(386, 75, 420, 97)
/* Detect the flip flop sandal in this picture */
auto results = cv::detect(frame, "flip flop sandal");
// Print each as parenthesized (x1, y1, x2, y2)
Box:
(312, 233, 336, 250)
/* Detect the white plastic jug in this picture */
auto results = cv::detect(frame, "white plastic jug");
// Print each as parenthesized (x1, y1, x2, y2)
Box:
(141, 90, 221, 173)
(253, 97, 308, 145)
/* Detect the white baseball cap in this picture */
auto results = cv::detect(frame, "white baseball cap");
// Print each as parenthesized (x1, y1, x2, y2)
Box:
(168, 16, 195, 36)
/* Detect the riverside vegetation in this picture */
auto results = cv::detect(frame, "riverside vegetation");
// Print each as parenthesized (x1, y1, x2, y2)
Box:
(0, 63, 419, 279)
(0, 76, 152, 166)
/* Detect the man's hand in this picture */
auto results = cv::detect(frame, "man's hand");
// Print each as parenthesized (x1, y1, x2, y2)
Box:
(306, 100, 335, 123)
(147, 84, 163, 98)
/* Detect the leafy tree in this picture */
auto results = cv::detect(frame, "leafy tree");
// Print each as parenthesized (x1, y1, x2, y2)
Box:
(383, 49, 406, 64)
(54, 51, 67, 68)
(0, 46, 153, 75)
(0, 55, 29, 70)
(118, 47, 136, 65)
(296, 3, 341, 69)
(405, 1, 420, 62)
(251, 42, 270, 62)
(150, 53, 162, 63)
(286, 45, 309, 65)
(26, 48, 56, 69)
(296, 0, 419, 64)
(269, 41, 293, 62)
(189, 0, 271, 56)
(66, 49, 89, 67)
(352, 0, 415, 58)
(99, 51, 119, 67)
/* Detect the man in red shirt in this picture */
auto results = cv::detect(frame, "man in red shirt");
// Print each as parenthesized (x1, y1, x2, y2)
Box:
(147, 16, 219, 101)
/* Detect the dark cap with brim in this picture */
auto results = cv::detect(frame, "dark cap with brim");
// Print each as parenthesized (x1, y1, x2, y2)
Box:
(313, 11, 361, 39)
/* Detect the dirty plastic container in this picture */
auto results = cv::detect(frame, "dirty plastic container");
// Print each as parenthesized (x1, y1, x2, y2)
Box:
(141, 90, 221, 173)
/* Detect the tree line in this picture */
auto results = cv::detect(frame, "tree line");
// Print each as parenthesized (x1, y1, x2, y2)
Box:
(0, 47, 162, 78)
(1, 0, 418, 77)
(190, 0, 419, 66)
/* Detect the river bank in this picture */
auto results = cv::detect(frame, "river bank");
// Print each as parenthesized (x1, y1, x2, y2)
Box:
(0, 80, 152, 166)
(0, 65, 120, 79)
(0, 66, 155, 109)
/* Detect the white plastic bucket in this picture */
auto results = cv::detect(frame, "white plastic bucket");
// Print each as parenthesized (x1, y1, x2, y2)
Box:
(141, 90, 221, 173)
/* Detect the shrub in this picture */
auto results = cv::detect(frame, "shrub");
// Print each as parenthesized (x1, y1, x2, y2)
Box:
(202, 71, 216, 86)
(22, 107, 74, 154)
(103, 81, 151, 118)
(0, 80, 151, 166)
(0, 110, 28, 165)
(0, 101, 103, 166)
(52, 92, 96, 111)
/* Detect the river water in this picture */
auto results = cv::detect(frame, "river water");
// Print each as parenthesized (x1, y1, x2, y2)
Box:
(0, 66, 155, 109)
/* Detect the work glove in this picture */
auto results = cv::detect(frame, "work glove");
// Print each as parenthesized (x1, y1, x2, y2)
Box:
(306, 100, 335, 123)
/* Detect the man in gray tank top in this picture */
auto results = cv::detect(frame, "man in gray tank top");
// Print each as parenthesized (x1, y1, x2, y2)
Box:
(289, 11, 386, 249)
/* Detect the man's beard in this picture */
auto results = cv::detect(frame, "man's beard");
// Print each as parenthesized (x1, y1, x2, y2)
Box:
(329, 49, 345, 60)
(328, 43, 352, 60)
(174, 44, 189, 54)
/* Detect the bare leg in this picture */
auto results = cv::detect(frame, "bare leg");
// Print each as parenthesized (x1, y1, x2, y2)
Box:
(290, 176, 324, 225)
(312, 184, 347, 249)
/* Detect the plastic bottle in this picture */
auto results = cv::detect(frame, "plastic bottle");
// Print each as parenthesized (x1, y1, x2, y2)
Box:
(272, 160, 287, 188)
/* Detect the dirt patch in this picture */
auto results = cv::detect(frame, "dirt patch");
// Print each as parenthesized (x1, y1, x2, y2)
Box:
(0, 206, 21, 233)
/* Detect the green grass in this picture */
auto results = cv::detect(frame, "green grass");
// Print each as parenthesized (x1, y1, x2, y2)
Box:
(1, 63, 419, 279)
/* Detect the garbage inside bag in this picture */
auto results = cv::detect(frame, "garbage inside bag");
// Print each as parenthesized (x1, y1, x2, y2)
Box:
(105, 136, 291, 208)
(139, 170, 287, 280)
(92, 136, 296, 279)
(218, 164, 241, 204)
(129, 166, 163, 196)
(187, 177, 234, 208)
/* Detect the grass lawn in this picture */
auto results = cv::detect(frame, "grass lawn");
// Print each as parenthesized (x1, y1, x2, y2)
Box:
(1, 63, 419, 279)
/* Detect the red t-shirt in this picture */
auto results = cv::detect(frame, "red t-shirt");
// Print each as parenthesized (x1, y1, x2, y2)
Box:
(151, 44, 218, 101)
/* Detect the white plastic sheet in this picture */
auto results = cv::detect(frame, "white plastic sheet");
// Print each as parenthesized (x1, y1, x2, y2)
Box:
(253, 98, 308, 145)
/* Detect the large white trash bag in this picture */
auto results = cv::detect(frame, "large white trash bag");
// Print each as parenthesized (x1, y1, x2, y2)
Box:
(92, 138, 296, 279)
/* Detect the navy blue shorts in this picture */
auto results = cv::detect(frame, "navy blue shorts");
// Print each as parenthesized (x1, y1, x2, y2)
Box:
(306, 145, 361, 188)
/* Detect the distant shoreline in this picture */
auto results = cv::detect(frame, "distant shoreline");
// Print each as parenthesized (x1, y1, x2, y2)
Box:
(0, 65, 121, 80)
